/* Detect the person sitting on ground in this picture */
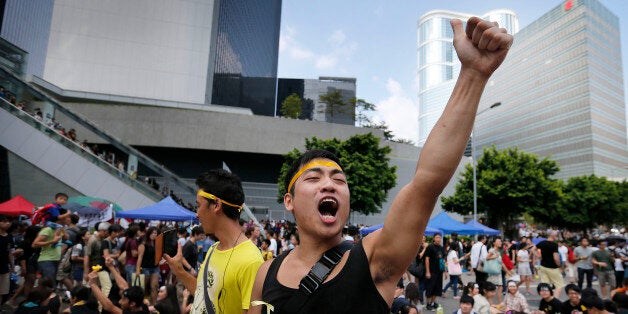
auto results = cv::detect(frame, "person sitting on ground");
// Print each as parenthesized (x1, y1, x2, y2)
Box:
(455, 294, 478, 314)
(88, 267, 149, 314)
(148, 285, 181, 314)
(464, 282, 480, 298)
(391, 278, 412, 314)
(474, 282, 500, 314)
(580, 295, 610, 314)
(531, 283, 562, 314)
(501, 280, 530, 314)
(611, 292, 628, 314)
(14, 285, 53, 314)
(561, 284, 587, 314)
(63, 286, 99, 314)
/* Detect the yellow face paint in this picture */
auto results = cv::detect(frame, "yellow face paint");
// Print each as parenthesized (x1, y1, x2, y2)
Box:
(286, 160, 343, 193)
(197, 190, 243, 212)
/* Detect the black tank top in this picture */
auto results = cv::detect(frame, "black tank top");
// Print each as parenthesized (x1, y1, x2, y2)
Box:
(261, 241, 390, 313)
(141, 244, 158, 268)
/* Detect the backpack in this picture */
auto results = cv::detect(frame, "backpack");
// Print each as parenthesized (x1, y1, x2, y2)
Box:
(567, 246, 577, 264)
(31, 204, 55, 226)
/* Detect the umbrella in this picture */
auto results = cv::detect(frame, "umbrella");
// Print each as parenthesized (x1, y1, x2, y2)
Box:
(360, 223, 443, 237)
(604, 235, 626, 242)
(66, 196, 123, 212)
(531, 237, 546, 245)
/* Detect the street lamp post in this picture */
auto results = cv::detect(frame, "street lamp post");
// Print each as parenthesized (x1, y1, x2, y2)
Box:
(472, 102, 501, 224)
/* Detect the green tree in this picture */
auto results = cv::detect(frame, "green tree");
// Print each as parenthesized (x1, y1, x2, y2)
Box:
(558, 175, 622, 232)
(350, 97, 375, 127)
(616, 180, 628, 225)
(276, 133, 397, 215)
(441, 146, 561, 235)
(318, 90, 350, 119)
(280, 93, 303, 119)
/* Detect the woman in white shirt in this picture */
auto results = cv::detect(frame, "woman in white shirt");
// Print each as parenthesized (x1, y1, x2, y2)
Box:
(517, 241, 533, 294)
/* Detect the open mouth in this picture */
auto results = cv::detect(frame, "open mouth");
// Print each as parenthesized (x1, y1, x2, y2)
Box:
(318, 197, 338, 223)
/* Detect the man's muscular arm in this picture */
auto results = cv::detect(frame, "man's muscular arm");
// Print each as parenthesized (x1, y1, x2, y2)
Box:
(361, 17, 513, 304)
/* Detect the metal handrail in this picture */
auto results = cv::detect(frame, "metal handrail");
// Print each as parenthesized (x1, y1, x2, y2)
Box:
(0, 66, 197, 199)
(1, 99, 163, 201)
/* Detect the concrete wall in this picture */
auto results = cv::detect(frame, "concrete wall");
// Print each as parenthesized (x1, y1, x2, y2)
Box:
(60, 102, 390, 156)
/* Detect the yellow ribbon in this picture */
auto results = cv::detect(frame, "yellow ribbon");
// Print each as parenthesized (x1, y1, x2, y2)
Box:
(251, 300, 274, 314)
(286, 160, 343, 193)
(197, 190, 243, 212)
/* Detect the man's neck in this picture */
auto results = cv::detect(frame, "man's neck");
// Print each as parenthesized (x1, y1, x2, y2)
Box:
(215, 221, 245, 250)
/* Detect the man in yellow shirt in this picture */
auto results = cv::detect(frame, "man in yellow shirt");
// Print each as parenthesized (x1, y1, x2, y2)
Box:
(165, 169, 263, 313)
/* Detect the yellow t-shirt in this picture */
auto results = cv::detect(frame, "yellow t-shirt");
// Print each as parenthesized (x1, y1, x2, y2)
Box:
(262, 251, 274, 261)
(192, 239, 263, 314)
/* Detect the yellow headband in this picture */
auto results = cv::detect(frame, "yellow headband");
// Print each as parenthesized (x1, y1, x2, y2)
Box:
(287, 160, 343, 193)
(197, 190, 243, 212)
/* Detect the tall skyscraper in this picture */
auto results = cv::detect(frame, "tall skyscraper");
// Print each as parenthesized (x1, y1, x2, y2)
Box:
(478, 0, 627, 180)
(0, 0, 281, 116)
(417, 9, 519, 145)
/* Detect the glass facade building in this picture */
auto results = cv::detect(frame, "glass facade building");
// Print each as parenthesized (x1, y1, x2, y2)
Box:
(0, 0, 282, 116)
(478, 0, 627, 180)
(417, 10, 519, 145)
(210, 0, 282, 116)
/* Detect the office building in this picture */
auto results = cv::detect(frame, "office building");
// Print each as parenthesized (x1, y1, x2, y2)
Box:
(277, 77, 356, 125)
(417, 9, 519, 145)
(478, 0, 627, 180)
(0, 0, 281, 116)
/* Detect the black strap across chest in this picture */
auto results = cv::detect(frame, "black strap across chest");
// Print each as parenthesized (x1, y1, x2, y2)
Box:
(282, 241, 353, 312)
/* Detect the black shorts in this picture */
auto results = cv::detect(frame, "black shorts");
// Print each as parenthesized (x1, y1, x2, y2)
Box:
(425, 272, 443, 297)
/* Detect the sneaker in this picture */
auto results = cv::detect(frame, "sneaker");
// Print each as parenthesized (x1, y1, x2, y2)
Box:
(425, 304, 434, 311)
(453, 296, 461, 299)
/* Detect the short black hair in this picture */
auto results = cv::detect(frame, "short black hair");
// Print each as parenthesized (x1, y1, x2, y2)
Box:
(460, 294, 474, 306)
(196, 169, 245, 221)
(71, 286, 90, 301)
(581, 295, 604, 310)
(564, 283, 580, 294)
(480, 282, 496, 295)
(284, 149, 343, 194)
(192, 226, 204, 236)
(537, 283, 554, 295)
(55, 192, 68, 199)
(123, 286, 144, 306)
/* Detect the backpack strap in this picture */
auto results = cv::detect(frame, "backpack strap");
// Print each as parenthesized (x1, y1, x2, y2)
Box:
(282, 241, 353, 312)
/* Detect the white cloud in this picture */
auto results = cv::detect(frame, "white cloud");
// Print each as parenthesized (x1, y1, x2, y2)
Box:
(372, 78, 419, 143)
(280, 25, 358, 72)
(279, 26, 314, 60)
(316, 55, 337, 70)
(329, 30, 346, 45)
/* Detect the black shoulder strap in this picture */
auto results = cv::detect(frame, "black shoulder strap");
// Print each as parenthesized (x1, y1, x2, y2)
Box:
(203, 244, 218, 314)
(283, 241, 353, 313)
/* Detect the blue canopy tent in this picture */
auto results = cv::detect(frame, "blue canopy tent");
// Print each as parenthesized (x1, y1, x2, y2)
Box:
(116, 196, 198, 222)
(427, 212, 483, 235)
(465, 219, 500, 235)
(360, 223, 443, 237)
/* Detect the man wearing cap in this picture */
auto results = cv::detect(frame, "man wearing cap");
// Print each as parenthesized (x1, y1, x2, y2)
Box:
(164, 169, 263, 313)
(83, 222, 112, 301)
(249, 16, 513, 313)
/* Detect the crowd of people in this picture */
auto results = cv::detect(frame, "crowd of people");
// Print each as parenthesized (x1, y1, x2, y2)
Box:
(390, 231, 628, 314)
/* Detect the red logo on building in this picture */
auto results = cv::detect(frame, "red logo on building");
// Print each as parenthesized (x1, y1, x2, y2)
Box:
(565, 0, 573, 11)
